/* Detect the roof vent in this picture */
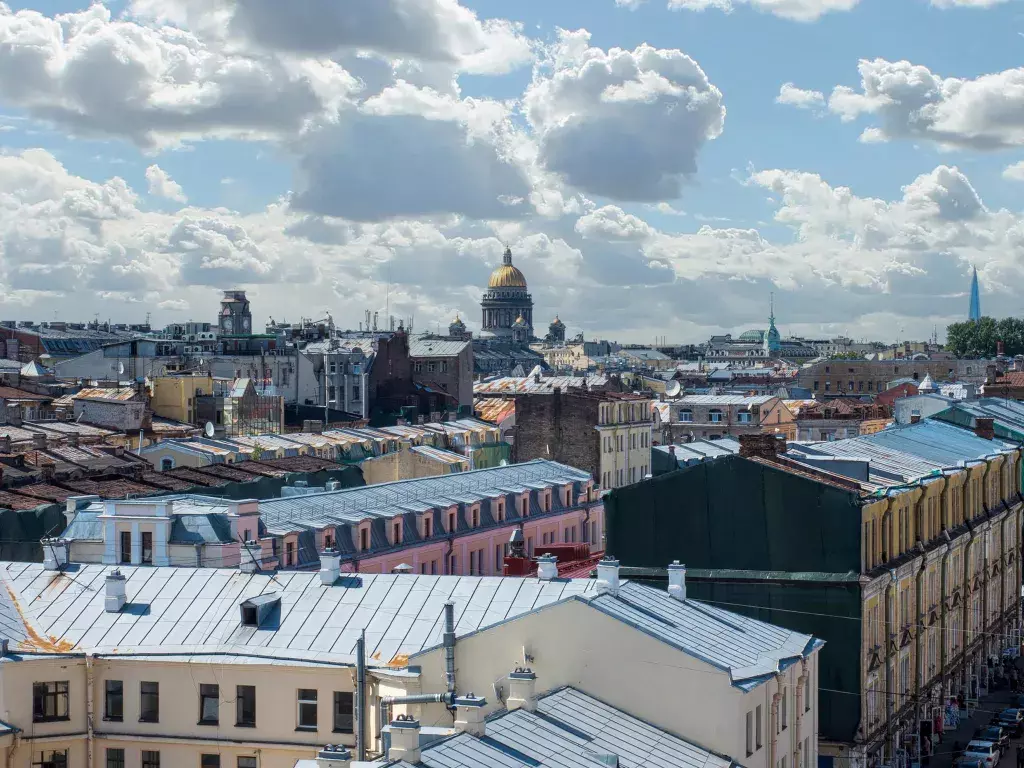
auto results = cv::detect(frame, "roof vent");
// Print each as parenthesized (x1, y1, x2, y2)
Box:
(42, 538, 68, 571)
(596, 556, 620, 596)
(507, 667, 537, 712)
(454, 694, 487, 736)
(320, 548, 340, 585)
(586, 752, 620, 768)
(239, 593, 280, 628)
(388, 714, 421, 762)
(105, 569, 127, 613)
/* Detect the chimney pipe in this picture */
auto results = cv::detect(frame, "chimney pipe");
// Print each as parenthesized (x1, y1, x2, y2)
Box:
(319, 548, 341, 585)
(507, 668, 537, 712)
(105, 569, 127, 613)
(667, 560, 687, 602)
(239, 540, 263, 573)
(67, 433, 79, 448)
(536, 554, 557, 581)
(596, 556, 620, 595)
(454, 694, 487, 736)
(387, 715, 421, 762)
(0, 435, 10, 454)
(42, 538, 68, 571)
(315, 745, 351, 768)
(32, 432, 46, 451)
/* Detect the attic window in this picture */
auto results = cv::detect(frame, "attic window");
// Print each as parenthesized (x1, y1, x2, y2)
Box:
(240, 593, 280, 628)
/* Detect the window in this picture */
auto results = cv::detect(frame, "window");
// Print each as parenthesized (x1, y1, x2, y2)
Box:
(106, 749, 125, 768)
(352, 385, 360, 400)
(448, 553, 458, 574)
(746, 711, 754, 756)
(471, 508, 479, 527)
(756, 704, 763, 748)
(423, 516, 432, 538)
(285, 541, 294, 566)
(160, 457, 174, 471)
(393, 520, 402, 543)
(447, 511, 457, 532)
(496, 501, 504, 522)
(414, 362, 422, 373)
(201, 756, 220, 768)
(141, 753, 160, 768)
(323, 532, 332, 550)
(140, 681, 159, 722)
(31, 751, 67, 768)
(440, 361, 448, 373)
(427, 362, 436, 373)
(120, 530, 131, 564)
(360, 528, 369, 551)
(104, 680, 123, 721)
(297, 689, 318, 730)
(236, 685, 256, 727)
(496, 543, 504, 571)
(737, 412, 752, 424)
(141, 531, 153, 564)
(709, 409, 723, 423)
(199, 683, 219, 725)
(238, 759, 257, 768)
(813, 380, 819, 391)
(521, 498, 528, 516)
(32, 681, 69, 722)
(333, 691, 354, 733)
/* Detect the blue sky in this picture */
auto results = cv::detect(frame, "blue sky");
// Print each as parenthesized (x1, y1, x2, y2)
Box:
(0, 0, 1021, 342)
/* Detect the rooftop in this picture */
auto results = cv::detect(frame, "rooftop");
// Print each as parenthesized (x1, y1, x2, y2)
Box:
(474, 375, 610, 395)
(0, 562, 817, 687)
(676, 395, 777, 406)
(386, 686, 733, 768)
(409, 339, 471, 357)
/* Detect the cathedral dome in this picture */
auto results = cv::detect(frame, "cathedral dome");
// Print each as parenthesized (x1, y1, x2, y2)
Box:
(488, 247, 528, 289)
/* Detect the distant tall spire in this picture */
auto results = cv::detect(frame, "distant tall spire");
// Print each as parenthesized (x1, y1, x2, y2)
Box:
(969, 266, 981, 322)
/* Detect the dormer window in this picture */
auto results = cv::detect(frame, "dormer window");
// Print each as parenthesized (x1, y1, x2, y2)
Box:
(323, 532, 333, 550)
(496, 500, 505, 522)
(392, 520, 402, 545)
(447, 511, 457, 533)
(521, 497, 529, 517)
(471, 507, 479, 528)
(543, 493, 551, 513)
(359, 527, 370, 552)
(565, 488, 572, 506)
(423, 515, 432, 539)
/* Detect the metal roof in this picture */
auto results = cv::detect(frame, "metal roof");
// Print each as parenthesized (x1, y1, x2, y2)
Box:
(408, 445, 469, 465)
(474, 375, 609, 395)
(676, 395, 777, 406)
(258, 459, 590, 532)
(409, 339, 471, 358)
(654, 439, 741, 466)
(395, 686, 733, 768)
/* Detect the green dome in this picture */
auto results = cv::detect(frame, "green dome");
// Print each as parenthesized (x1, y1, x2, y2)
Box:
(738, 330, 765, 343)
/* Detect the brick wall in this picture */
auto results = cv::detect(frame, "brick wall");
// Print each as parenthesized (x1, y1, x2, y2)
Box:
(73, 400, 149, 431)
(512, 390, 600, 480)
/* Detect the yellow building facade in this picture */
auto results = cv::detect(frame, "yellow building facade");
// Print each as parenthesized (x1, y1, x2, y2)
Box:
(149, 374, 214, 424)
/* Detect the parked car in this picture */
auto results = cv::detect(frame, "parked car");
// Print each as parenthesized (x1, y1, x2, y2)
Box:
(964, 741, 1000, 768)
(993, 708, 1024, 736)
(954, 757, 985, 768)
(973, 726, 1009, 753)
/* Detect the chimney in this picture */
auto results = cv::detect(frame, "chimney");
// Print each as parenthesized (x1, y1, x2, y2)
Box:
(454, 694, 487, 736)
(0, 435, 10, 454)
(998, 340, 1006, 357)
(0, 638, 8, 657)
(975, 417, 995, 440)
(67, 433, 79, 448)
(239, 540, 263, 573)
(667, 560, 687, 602)
(105, 569, 127, 613)
(507, 668, 537, 712)
(32, 433, 46, 451)
(320, 548, 341, 585)
(739, 433, 782, 460)
(42, 538, 67, 571)
(536, 554, 557, 581)
(315, 745, 351, 768)
(596, 556, 620, 595)
(388, 715, 421, 762)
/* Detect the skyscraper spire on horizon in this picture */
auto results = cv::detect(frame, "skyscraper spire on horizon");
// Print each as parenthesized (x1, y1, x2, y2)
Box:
(968, 266, 981, 322)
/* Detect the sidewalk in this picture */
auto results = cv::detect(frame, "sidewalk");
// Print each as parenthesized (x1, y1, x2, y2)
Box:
(932, 689, 1020, 768)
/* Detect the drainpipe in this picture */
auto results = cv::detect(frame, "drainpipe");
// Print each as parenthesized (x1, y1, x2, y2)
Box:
(796, 662, 807, 757)
(443, 602, 456, 704)
(914, 556, 927, 763)
(85, 653, 95, 768)
(884, 569, 896, 762)
(962, 528, 974, 698)
(356, 631, 366, 762)
(939, 539, 951, 701)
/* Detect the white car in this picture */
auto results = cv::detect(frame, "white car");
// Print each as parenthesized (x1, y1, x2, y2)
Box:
(964, 740, 999, 768)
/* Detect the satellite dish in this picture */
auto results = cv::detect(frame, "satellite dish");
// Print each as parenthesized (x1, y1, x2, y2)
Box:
(197, 359, 205, 367)
(204, 422, 215, 438)
(117, 362, 125, 375)
(665, 380, 682, 397)
(499, 459, 508, 467)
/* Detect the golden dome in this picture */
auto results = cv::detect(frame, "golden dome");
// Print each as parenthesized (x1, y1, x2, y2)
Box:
(488, 246, 527, 289)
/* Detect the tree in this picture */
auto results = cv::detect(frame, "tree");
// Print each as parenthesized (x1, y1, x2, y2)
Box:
(945, 316, 1024, 358)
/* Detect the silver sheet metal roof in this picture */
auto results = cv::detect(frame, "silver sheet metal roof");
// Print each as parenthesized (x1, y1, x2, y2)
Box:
(409, 339, 471, 357)
(258, 459, 590, 532)
(654, 439, 740, 466)
(0, 560, 817, 687)
(787, 419, 1019, 491)
(676, 395, 777, 406)
(396, 686, 733, 768)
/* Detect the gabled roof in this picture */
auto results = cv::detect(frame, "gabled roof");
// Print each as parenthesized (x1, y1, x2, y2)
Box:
(390, 687, 733, 768)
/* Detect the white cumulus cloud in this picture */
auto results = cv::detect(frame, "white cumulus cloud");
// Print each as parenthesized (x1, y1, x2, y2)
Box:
(145, 165, 187, 203)
(776, 83, 825, 109)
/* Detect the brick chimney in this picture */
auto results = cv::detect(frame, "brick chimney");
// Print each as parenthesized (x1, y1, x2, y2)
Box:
(32, 432, 46, 450)
(975, 417, 995, 440)
(739, 433, 784, 460)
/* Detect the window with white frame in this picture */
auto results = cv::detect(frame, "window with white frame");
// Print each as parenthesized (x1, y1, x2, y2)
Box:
(297, 689, 318, 730)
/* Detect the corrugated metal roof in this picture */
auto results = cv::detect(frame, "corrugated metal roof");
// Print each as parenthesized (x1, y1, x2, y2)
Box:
(409, 339, 471, 357)
(409, 445, 469, 465)
(474, 375, 609, 395)
(654, 439, 741, 465)
(396, 687, 732, 768)
(474, 398, 515, 425)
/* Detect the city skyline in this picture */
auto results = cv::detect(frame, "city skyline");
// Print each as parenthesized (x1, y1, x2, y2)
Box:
(0, 0, 1018, 343)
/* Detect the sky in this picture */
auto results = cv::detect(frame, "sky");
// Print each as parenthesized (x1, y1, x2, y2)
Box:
(0, 0, 1022, 344)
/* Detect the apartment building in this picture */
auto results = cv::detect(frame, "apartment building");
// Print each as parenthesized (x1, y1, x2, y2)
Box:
(661, 395, 796, 442)
(0, 554, 821, 768)
(512, 389, 653, 489)
(605, 421, 1023, 768)
(54, 460, 604, 576)
(797, 359, 991, 399)
(784, 399, 892, 441)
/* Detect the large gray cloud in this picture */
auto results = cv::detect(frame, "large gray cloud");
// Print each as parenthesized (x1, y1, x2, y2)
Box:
(524, 30, 725, 202)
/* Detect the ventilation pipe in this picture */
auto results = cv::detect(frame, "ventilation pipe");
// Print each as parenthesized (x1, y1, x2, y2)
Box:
(667, 561, 686, 602)
(320, 548, 340, 585)
(596, 557, 620, 595)
(315, 745, 351, 768)
(454, 694, 487, 736)
(104, 570, 126, 613)
(42, 538, 67, 571)
(355, 631, 366, 762)
(444, 601, 456, 700)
